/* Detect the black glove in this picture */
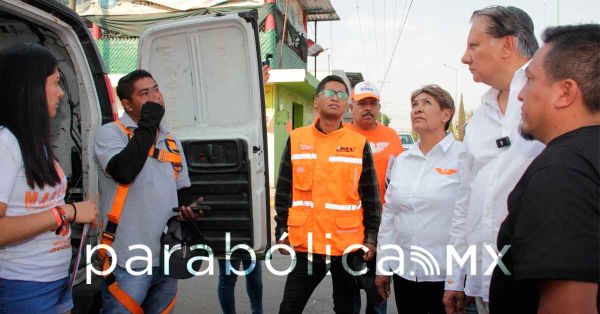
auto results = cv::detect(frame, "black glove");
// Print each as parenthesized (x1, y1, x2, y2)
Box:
(137, 101, 165, 130)
(105, 101, 165, 184)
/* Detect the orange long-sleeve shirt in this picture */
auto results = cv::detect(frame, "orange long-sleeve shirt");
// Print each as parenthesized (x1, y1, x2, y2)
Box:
(345, 123, 404, 204)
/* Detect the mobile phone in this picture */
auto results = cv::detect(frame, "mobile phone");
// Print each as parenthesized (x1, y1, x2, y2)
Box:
(172, 196, 210, 213)
(172, 205, 210, 213)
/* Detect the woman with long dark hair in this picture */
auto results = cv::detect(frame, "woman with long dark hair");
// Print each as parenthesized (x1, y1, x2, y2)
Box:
(0, 42, 98, 313)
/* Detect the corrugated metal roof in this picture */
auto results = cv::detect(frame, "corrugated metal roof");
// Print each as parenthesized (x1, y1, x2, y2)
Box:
(260, 30, 307, 69)
(345, 72, 365, 87)
(299, 0, 339, 21)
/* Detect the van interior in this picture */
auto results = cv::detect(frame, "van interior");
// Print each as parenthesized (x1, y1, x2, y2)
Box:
(0, 1, 103, 285)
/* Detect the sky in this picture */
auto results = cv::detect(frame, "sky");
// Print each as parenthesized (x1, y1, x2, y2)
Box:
(308, 0, 599, 131)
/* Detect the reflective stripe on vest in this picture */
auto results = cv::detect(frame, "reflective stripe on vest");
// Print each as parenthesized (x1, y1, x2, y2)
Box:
(287, 122, 367, 255)
(328, 156, 362, 164)
(324, 202, 362, 211)
(291, 153, 317, 160)
(291, 200, 314, 208)
(113, 119, 183, 179)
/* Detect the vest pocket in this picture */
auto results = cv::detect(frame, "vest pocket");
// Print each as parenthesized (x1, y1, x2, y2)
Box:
(335, 216, 361, 229)
(292, 160, 314, 191)
(287, 211, 308, 247)
(332, 214, 363, 253)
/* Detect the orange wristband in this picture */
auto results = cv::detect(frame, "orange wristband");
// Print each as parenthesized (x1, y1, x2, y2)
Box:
(50, 208, 62, 229)
(55, 206, 70, 236)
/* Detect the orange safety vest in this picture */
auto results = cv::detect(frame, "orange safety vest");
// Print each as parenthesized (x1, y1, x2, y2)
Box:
(98, 120, 181, 314)
(287, 120, 367, 256)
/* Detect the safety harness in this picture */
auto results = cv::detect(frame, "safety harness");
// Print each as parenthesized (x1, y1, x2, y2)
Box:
(98, 120, 182, 314)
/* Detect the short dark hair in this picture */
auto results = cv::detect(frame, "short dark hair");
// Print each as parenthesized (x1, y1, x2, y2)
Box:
(542, 24, 599, 112)
(315, 75, 348, 97)
(471, 6, 538, 58)
(410, 84, 455, 131)
(116, 69, 155, 101)
(0, 42, 61, 188)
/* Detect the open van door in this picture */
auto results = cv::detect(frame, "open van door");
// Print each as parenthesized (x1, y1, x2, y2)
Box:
(138, 11, 270, 256)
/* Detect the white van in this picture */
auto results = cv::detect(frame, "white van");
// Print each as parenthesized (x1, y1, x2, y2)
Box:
(0, 0, 270, 305)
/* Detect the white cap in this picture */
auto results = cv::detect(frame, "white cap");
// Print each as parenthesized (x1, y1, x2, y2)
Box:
(352, 81, 380, 101)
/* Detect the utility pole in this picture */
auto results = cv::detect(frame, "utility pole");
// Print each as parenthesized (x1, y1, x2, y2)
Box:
(68, 0, 76, 10)
(442, 63, 463, 103)
(314, 21, 318, 75)
(443, 63, 458, 102)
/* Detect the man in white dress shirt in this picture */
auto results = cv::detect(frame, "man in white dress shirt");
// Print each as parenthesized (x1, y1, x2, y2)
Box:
(442, 6, 545, 314)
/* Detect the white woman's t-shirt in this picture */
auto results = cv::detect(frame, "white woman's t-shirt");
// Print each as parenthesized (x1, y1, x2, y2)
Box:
(0, 127, 71, 282)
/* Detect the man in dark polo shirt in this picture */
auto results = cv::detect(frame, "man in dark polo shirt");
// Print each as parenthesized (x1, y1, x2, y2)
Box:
(489, 24, 599, 313)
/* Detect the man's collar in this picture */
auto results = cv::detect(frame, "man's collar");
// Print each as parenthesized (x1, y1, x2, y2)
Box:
(482, 61, 530, 109)
(120, 112, 137, 128)
(315, 119, 343, 134)
(482, 88, 501, 109)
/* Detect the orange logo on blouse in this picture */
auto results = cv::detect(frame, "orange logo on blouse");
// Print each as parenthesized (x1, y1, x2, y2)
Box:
(435, 168, 458, 175)
(24, 162, 66, 211)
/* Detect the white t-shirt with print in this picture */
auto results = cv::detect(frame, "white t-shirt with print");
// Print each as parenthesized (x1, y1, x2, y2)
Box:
(0, 127, 71, 282)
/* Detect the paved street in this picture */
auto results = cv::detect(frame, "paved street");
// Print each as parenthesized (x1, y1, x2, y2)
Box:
(175, 252, 399, 313)
(176, 195, 398, 313)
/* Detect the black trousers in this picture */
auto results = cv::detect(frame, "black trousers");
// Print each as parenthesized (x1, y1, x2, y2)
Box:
(392, 275, 445, 314)
(279, 252, 360, 314)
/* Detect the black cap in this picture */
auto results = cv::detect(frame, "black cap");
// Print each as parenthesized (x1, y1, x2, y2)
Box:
(160, 216, 207, 279)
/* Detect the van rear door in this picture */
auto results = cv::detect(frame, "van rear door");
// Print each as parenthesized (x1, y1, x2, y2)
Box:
(138, 11, 270, 256)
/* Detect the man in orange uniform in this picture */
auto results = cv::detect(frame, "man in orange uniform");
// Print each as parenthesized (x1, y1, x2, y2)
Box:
(346, 81, 403, 314)
(275, 75, 382, 314)
(347, 82, 404, 205)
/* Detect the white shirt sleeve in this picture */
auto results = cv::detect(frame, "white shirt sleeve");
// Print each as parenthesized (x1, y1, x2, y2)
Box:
(445, 136, 474, 291)
(376, 201, 397, 275)
(376, 161, 399, 276)
(0, 137, 20, 204)
(94, 124, 128, 172)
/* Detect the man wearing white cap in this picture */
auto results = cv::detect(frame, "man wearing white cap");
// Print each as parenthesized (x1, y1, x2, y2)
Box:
(346, 81, 403, 314)
(347, 82, 403, 206)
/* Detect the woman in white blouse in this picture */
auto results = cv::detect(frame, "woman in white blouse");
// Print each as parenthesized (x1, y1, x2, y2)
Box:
(374, 84, 464, 314)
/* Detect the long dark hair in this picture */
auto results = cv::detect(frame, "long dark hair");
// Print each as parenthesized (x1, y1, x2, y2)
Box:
(0, 43, 61, 189)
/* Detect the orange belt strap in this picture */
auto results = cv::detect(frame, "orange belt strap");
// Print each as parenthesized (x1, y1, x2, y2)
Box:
(160, 293, 177, 314)
(107, 272, 144, 314)
(113, 120, 182, 179)
(98, 120, 184, 313)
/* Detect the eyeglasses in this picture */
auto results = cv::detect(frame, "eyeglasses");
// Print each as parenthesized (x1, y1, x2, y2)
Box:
(320, 89, 349, 101)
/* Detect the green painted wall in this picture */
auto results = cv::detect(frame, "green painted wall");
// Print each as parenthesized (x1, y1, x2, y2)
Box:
(272, 85, 315, 180)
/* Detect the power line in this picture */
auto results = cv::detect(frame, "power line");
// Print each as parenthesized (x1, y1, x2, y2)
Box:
(383, 0, 386, 77)
(380, 0, 413, 92)
(391, 0, 398, 57)
(356, 0, 370, 77)
(330, 21, 333, 74)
